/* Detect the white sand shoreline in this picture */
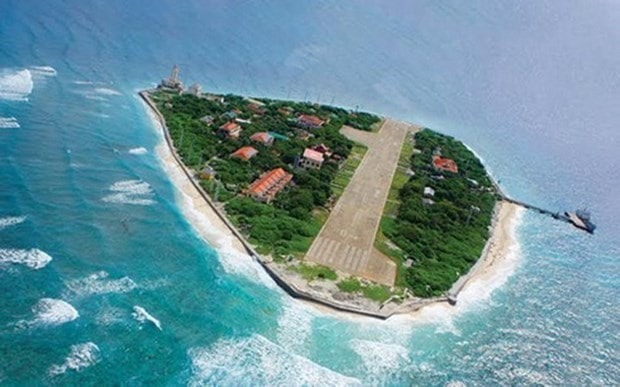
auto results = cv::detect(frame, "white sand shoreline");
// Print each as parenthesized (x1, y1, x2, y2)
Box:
(138, 91, 524, 321)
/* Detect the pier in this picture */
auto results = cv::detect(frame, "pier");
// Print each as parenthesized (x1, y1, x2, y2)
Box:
(501, 196, 595, 234)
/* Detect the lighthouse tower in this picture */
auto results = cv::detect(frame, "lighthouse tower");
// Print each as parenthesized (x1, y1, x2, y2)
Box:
(160, 65, 183, 91)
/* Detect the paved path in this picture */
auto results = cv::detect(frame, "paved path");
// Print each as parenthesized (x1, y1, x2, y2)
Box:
(305, 120, 420, 286)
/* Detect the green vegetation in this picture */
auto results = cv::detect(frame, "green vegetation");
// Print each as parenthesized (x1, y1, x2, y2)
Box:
(336, 277, 391, 302)
(330, 143, 367, 198)
(377, 129, 498, 297)
(152, 90, 379, 259)
(344, 112, 381, 131)
(292, 263, 338, 281)
(337, 277, 362, 292)
(362, 285, 392, 302)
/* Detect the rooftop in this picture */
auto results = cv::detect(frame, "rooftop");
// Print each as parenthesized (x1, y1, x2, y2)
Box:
(432, 155, 458, 173)
(231, 146, 258, 161)
(297, 114, 325, 127)
(250, 132, 274, 144)
(247, 168, 293, 203)
(219, 121, 241, 132)
(303, 148, 324, 163)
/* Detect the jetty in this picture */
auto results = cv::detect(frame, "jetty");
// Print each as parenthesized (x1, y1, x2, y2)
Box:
(501, 196, 595, 234)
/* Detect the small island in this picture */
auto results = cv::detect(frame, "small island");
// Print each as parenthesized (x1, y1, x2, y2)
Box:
(140, 67, 518, 318)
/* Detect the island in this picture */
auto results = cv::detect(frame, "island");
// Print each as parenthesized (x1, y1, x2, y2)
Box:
(139, 67, 519, 319)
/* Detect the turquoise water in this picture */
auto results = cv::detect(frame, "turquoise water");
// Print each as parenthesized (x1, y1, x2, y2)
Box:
(1, 1, 618, 385)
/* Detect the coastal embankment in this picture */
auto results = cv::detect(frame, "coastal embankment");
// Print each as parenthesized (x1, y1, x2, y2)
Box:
(139, 90, 521, 320)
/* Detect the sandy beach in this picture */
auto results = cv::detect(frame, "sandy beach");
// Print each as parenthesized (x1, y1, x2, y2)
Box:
(140, 92, 523, 320)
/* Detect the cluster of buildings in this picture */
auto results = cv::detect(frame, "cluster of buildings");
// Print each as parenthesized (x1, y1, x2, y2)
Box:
(159, 65, 337, 205)
(198, 98, 333, 203)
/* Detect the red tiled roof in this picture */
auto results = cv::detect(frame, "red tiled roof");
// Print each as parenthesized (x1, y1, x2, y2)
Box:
(303, 148, 324, 163)
(432, 155, 458, 173)
(219, 121, 241, 132)
(247, 168, 293, 202)
(250, 132, 273, 144)
(248, 103, 266, 114)
(231, 146, 258, 161)
(297, 114, 324, 127)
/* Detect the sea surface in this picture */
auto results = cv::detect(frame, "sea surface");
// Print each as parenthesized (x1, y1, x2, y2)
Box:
(0, 1, 618, 385)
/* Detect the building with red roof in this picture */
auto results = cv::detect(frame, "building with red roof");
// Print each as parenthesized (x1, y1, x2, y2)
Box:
(250, 132, 274, 146)
(432, 155, 458, 173)
(296, 114, 325, 129)
(246, 168, 293, 203)
(248, 103, 267, 115)
(230, 146, 258, 161)
(218, 121, 242, 139)
(299, 148, 324, 170)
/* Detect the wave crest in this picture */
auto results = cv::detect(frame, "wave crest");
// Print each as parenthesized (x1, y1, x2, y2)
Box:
(29, 66, 57, 77)
(188, 334, 359, 386)
(128, 147, 148, 155)
(0, 117, 20, 129)
(102, 179, 155, 206)
(64, 271, 137, 298)
(0, 216, 26, 229)
(0, 69, 33, 101)
(0, 248, 52, 269)
(48, 342, 100, 377)
(16, 298, 79, 329)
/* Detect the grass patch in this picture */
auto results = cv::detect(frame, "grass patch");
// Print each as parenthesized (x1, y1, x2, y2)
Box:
(337, 277, 362, 293)
(362, 284, 392, 302)
(330, 143, 367, 199)
(293, 263, 338, 282)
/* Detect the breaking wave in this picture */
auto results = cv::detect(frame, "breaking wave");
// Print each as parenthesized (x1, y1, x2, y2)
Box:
(0, 117, 20, 128)
(63, 270, 137, 298)
(0, 216, 26, 229)
(128, 147, 148, 155)
(29, 66, 57, 77)
(0, 68, 33, 101)
(48, 342, 100, 377)
(0, 248, 52, 269)
(93, 87, 121, 96)
(132, 305, 162, 330)
(17, 298, 79, 328)
(102, 179, 155, 206)
(349, 339, 410, 382)
(188, 334, 359, 386)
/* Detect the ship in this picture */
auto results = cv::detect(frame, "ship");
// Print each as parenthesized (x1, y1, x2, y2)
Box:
(564, 209, 596, 234)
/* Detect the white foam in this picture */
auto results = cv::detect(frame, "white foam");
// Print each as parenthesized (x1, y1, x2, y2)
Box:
(132, 305, 162, 330)
(94, 305, 127, 326)
(128, 147, 148, 155)
(0, 216, 26, 229)
(188, 334, 359, 386)
(0, 117, 20, 128)
(29, 66, 57, 77)
(349, 339, 409, 381)
(48, 342, 100, 377)
(102, 179, 155, 206)
(16, 298, 79, 328)
(93, 87, 121, 96)
(277, 300, 315, 352)
(0, 69, 33, 101)
(0, 248, 52, 269)
(72, 80, 95, 85)
(63, 270, 137, 299)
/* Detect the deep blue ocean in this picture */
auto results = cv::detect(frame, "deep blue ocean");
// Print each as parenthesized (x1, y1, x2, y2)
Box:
(0, 1, 618, 385)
